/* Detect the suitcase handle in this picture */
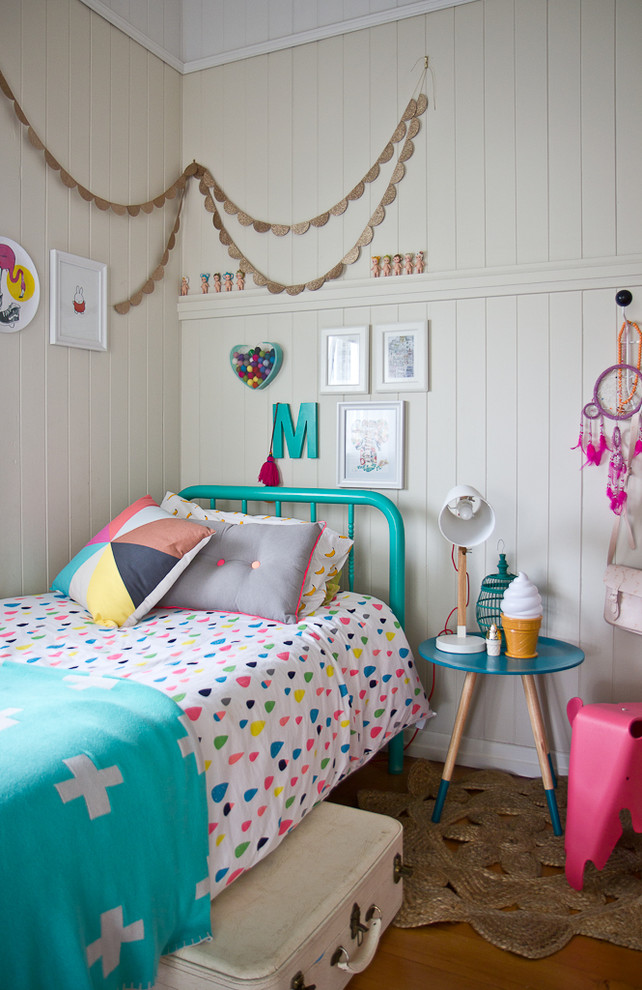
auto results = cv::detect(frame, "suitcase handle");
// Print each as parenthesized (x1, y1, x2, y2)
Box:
(332, 906, 382, 974)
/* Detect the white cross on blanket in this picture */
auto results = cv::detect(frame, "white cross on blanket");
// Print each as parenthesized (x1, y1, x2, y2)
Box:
(0, 708, 22, 731)
(55, 754, 123, 819)
(86, 905, 145, 978)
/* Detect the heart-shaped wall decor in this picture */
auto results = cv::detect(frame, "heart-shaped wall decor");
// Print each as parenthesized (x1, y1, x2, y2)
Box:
(230, 342, 283, 389)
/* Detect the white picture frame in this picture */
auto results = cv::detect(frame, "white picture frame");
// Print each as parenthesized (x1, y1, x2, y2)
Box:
(319, 326, 369, 394)
(373, 321, 428, 392)
(50, 249, 107, 351)
(337, 401, 405, 489)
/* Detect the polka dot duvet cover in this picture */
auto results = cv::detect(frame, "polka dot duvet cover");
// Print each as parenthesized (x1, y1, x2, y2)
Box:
(0, 590, 431, 899)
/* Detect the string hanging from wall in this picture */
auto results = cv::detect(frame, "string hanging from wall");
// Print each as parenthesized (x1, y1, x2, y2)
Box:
(0, 62, 427, 309)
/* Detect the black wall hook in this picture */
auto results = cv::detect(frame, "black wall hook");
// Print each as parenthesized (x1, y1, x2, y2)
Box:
(616, 289, 633, 308)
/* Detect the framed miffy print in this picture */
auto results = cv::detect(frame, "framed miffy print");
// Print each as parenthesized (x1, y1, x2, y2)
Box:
(50, 250, 107, 351)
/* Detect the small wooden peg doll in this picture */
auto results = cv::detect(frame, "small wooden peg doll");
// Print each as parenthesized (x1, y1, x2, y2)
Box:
(223, 272, 233, 291)
(236, 270, 245, 290)
(371, 256, 381, 277)
(404, 253, 414, 275)
(381, 255, 392, 277)
(200, 273, 210, 293)
(415, 251, 425, 274)
(393, 253, 402, 276)
(213, 273, 222, 293)
(180, 275, 189, 296)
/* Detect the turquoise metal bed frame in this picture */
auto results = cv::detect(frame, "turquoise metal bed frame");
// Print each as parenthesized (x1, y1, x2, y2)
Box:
(178, 484, 407, 773)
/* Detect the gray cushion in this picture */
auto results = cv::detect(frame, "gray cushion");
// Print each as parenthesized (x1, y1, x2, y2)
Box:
(158, 520, 323, 623)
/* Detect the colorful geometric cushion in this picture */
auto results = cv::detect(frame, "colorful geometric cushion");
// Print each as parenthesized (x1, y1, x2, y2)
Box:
(52, 495, 213, 627)
(161, 492, 353, 617)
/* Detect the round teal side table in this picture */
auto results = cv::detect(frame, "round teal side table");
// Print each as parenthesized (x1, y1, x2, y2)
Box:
(418, 635, 585, 836)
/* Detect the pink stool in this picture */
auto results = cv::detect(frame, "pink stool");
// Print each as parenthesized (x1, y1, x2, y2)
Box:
(565, 696, 642, 890)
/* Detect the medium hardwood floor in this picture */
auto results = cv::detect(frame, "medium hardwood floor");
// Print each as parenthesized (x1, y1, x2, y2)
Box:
(330, 756, 642, 990)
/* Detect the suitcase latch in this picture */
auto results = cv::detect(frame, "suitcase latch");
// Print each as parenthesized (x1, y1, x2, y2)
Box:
(393, 852, 413, 884)
(290, 971, 316, 990)
(350, 902, 369, 944)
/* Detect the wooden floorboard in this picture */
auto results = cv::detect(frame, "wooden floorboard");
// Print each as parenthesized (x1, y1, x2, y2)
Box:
(330, 755, 642, 990)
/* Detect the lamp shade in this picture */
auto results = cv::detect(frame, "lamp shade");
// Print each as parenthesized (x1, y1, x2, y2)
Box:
(438, 485, 495, 547)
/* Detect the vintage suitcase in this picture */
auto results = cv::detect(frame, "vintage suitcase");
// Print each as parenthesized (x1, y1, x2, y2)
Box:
(154, 801, 405, 990)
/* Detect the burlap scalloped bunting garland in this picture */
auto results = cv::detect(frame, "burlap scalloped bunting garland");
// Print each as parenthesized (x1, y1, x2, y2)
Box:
(193, 83, 428, 295)
(112, 188, 186, 315)
(196, 91, 426, 240)
(0, 61, 428, 307)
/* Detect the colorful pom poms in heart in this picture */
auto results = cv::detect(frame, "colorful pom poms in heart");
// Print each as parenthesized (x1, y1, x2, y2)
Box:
(258, 453, 280, 486)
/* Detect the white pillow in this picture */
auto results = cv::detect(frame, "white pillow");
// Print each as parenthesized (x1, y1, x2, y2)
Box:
(161, 492, 353, 616)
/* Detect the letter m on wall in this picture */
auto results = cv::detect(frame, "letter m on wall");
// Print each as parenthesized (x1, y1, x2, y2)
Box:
(272, 403, 318, 459)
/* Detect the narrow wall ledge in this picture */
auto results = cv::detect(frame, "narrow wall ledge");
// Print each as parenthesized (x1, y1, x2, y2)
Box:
(177, 255, 642, 321)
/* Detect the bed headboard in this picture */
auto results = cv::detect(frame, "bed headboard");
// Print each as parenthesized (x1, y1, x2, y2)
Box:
(177, 485, 406, 626)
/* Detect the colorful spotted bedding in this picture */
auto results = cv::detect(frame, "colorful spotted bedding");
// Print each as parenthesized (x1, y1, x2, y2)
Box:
(0, 590, 431, 904)
(0, 660, 211, 990)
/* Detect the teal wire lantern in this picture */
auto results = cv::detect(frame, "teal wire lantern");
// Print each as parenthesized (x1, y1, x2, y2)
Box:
(476, 551, 517, 633)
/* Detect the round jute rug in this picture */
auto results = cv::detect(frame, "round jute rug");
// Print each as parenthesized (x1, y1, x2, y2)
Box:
(357, 760, 642, 959)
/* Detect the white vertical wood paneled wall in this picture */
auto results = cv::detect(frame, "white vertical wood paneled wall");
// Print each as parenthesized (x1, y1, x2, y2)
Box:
(0, 0, 183, 598)
(179, 0, 642, 775)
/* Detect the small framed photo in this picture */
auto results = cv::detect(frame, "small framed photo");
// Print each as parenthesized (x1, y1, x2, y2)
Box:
(50, 250, 107, 351)
(373, 321, 428, 392)
(337, 400, 405, 489)
(319, 326, 369, 394)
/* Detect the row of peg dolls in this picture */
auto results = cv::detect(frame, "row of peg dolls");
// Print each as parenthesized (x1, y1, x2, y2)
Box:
(180, 272, 246, 295)
(371, 251, 424, 277)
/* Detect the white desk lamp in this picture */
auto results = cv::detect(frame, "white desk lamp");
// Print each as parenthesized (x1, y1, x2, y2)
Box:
(435, 485, 495, 654)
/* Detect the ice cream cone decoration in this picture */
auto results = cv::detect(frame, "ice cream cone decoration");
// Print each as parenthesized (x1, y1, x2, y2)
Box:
(501, 572, 543, 658)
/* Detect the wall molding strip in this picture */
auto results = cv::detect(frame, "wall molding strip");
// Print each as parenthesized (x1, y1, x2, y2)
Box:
(177, 255, 642, 321)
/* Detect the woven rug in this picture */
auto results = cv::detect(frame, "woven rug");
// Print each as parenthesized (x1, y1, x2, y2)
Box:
(357, 761, 642, 959)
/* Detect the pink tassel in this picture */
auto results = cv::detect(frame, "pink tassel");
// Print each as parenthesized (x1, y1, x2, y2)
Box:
(258, 403, 281, 486)
(258, 453, 280, 486)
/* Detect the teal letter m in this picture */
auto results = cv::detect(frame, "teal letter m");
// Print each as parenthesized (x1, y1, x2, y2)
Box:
(272, 403, 318, 459)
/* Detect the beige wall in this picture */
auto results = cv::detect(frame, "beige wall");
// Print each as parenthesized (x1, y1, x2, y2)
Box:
(2, 0, 642, 777)
(0, 0, 183, 597)
(177, 0, 642, 775)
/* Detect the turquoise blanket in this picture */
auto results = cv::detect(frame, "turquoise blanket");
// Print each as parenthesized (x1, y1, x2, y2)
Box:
(0, 661, 211, 990)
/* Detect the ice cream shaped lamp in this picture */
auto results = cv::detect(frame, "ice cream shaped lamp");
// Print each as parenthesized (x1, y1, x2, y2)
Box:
(501, 573, 543, 658)
(435, 485, 496, 654)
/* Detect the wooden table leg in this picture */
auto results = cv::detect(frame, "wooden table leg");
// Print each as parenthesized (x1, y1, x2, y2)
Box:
(521, 673, 562, 835)
(432, 671, 477, 823)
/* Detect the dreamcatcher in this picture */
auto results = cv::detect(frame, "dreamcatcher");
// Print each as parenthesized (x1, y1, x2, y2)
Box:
(573, 290, 642, 516)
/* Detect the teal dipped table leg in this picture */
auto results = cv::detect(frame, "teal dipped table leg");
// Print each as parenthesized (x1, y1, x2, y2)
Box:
(545, 788, 563, 836)
(521, 675, 562, 834)
(432, 778, 450, 823)
(547, 753, 558, 790)
(432, 671, 478, 823)
(387, 731, 404, 775)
